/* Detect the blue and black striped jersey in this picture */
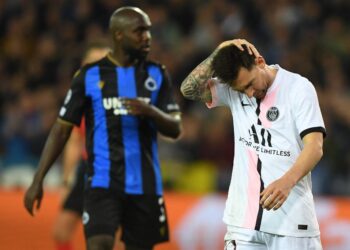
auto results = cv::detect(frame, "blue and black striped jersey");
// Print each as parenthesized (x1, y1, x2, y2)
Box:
(59, 55, 180, 195)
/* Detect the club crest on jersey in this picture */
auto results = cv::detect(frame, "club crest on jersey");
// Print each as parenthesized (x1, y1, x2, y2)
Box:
(144, 76, 157, 91)
(266, 106, 279, 121)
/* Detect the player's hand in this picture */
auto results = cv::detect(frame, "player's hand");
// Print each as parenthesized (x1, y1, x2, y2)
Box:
(217, 39, 261, 58)
(122, 98, 155, 117)
(260, 176, 295, 211)
(24, 181, 44, 216)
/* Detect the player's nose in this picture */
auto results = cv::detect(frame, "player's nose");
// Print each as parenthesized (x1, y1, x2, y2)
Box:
(142, 30, 151, 41)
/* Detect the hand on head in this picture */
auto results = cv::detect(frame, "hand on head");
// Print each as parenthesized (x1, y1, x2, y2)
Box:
(218, 39, 261, 58)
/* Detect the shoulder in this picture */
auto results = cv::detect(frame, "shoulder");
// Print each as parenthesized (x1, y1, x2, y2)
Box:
(279, 68, 319, 108)
(279, 67, 303, 83)
(145, 60, 167, 71)
(279, 67, 315, 94)
(73, 57, 107, 78)
(84, 57, 109, 70)
(207, 78, 237, 108)
(213, 78, 235, 95)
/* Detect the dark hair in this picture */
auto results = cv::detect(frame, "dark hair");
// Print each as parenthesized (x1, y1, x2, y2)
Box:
(212, 45, 256, 84)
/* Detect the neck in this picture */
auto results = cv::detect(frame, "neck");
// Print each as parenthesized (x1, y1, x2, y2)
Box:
(266, 65, 278, 88)
(108, 49, 136, 67)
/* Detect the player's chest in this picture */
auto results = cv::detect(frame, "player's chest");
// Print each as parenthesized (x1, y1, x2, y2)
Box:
(233, 95, 293, 134)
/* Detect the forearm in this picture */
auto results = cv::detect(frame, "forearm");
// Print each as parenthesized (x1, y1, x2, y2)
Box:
(149, 108, 182, 139)
(180, 39, 262, 101)
(33, 120, 73, 183)
(62, 130, 82, 185)
(283, 139, 323, 186)
(180, 49, 219, 102)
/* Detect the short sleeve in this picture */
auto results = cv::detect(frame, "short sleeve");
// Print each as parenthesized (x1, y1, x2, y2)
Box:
(206, 78, 231, 108)
(58, 69, 86, 125)
(293, 80, 326, 139)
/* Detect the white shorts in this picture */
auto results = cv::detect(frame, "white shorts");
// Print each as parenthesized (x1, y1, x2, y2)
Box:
(224, 226, 322, 250)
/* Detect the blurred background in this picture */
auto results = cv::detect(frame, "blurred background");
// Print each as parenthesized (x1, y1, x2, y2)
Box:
(0, 0, 349, 249)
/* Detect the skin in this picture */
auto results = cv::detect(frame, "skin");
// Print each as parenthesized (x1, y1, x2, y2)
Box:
(260, 132, 323, 211)
(230, 57, 275, 99)
(24, 8, 181, 250)
(180, 38, 323, 211)
(109, 7, 152, 66)
(24, 121, 73, 216)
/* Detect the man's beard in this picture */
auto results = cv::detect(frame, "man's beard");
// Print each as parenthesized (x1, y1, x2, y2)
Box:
(127, 48, 148, 61)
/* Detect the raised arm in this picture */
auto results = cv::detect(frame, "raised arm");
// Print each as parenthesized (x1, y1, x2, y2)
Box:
(180, 39, 260, 102)
(180, 50, 217, 102)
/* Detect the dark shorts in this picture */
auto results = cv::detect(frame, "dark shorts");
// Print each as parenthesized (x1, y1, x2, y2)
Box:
(83, 188, 169, 248)
(62, 161, 86, 215)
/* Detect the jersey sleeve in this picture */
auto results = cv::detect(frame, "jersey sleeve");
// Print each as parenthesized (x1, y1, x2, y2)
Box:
(206, 78, 231, 108)
(155, 66, 180, 114)
(293, 80, 326, 139)
(58, 69, 86, 126)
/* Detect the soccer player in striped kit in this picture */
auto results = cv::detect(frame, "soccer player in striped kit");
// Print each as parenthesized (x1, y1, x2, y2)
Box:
(24, 6, 182, 250)
(181, 39, 325, 250)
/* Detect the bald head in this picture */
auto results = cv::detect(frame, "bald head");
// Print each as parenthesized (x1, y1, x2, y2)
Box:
(108, 6, 152, 63)
(109, 6, 149, 33)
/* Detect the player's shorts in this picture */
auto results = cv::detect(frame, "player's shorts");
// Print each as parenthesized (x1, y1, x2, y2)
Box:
(224, 226, 322, 250)
(83, 188, 169, 248)
(62, 161, 86, 215)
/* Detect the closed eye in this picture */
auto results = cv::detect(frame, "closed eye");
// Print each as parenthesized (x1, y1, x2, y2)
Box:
(244, 82, 253, 90)
(234, 80, 253, 92)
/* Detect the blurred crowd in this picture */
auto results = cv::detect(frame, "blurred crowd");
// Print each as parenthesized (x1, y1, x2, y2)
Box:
(0, 0, 349, 195)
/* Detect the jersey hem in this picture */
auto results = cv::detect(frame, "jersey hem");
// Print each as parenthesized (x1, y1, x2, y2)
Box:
(223, 217, 321, 238)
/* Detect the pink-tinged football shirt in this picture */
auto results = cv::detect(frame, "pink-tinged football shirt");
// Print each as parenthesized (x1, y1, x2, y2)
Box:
(207, 65, 325, 237)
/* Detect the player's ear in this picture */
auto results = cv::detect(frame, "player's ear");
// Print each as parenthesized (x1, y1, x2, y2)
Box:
(114, 31, 123, 41)
(255, 56, 266, 68)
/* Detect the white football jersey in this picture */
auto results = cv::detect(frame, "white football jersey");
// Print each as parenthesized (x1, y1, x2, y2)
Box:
(207, 65, 326, 237)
